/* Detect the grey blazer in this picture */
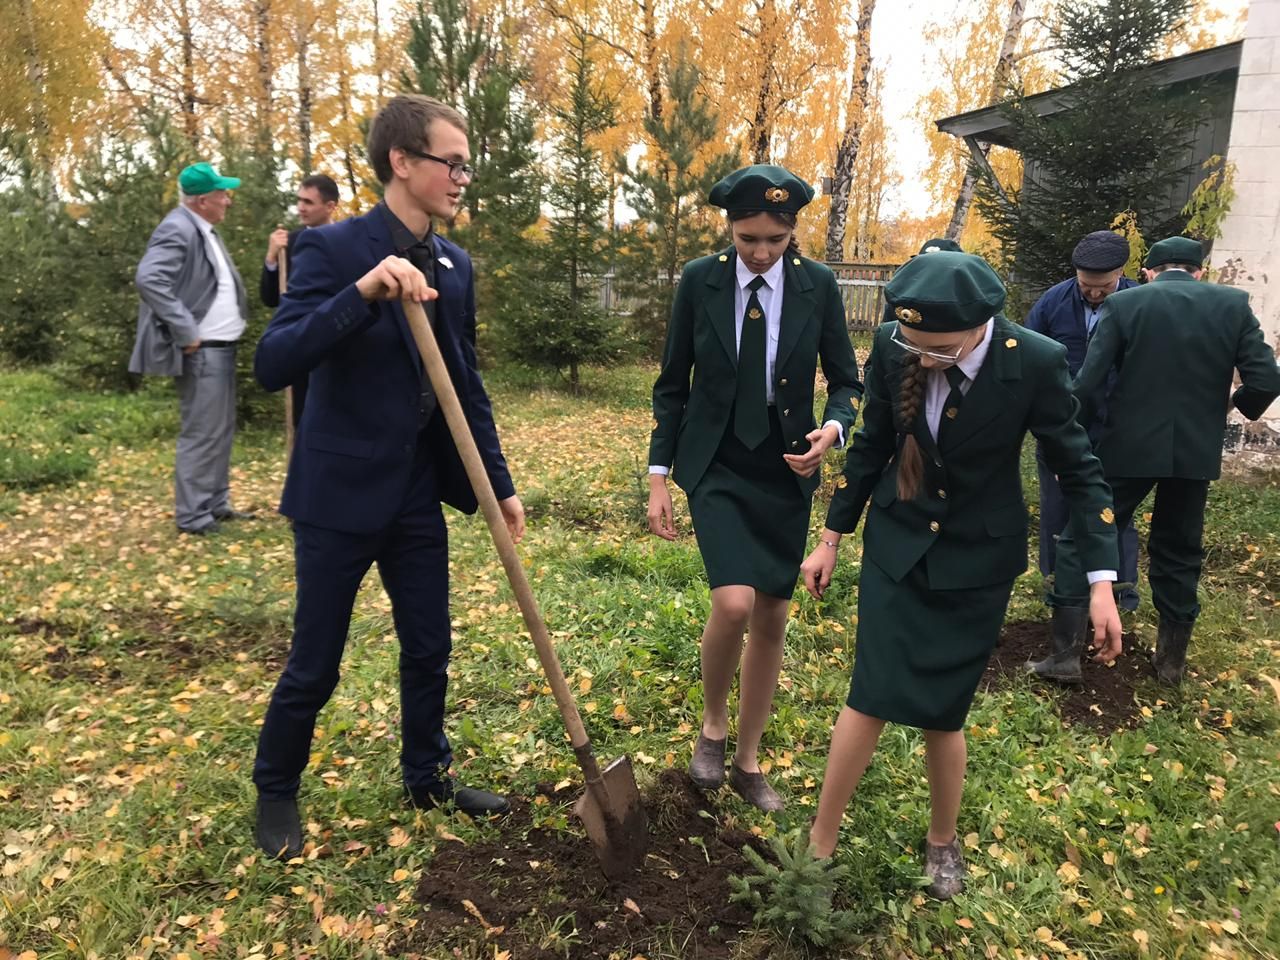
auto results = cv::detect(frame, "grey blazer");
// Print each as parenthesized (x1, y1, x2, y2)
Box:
(129, 206, 248, 376)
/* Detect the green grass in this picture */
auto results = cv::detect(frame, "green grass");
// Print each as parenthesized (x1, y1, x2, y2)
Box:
(1, 362, 1278, 959)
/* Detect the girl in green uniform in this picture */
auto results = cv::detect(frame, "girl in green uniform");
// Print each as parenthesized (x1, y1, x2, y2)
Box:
(646, 164, 863, 811)
(799, 251, 1122, 895)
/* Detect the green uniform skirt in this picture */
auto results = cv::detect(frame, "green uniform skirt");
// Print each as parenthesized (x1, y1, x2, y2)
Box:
(848, 558, 1015, 730)
(688, 408, 809, 599)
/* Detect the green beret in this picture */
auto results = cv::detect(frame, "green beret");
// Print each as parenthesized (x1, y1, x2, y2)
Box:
(178, 161, 241, 195)
(708, 164, 814, 216)
(1144, 236, 1203, 269)
(885, 251, 1006, 333)
(917, 237, 962, 255)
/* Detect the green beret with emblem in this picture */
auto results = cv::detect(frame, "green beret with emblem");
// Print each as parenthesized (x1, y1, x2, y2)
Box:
(917, 237, 962, 255)
(708, 164, 814, 215)
(885, 251, 1006, 333)
(1143, 236, 1203, 269)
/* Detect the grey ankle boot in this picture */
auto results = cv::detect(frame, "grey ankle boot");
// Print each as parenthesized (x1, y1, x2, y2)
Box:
(1152, 619, 1193, 684)
(1027, 605, 1089, 684)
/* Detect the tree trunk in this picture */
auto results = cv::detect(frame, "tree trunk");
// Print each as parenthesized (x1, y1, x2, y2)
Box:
(254, 0, 272, 148)
(749, 55, 774, 163)
(372, 0, 384, 100)
(641, 0, 662, 121)
(297, 9, 314, 175)
(18, 0, 56, 204)
(824, 0, 875, 262)
(178, 0, 199, 146)
(945, 0, 1025, 240)
(337, 54, 361, 209)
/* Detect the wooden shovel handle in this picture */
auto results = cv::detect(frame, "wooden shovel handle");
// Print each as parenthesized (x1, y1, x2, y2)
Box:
(280, 250, 295, 460)
(401, 298, 592, 750)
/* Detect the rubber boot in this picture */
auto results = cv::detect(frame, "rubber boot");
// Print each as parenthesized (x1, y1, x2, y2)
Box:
(1027, 605, 1089, 684)
(1152, 618, 1193, 685)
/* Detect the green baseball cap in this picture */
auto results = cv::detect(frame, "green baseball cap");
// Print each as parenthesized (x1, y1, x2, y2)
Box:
(885, 251, 1006, 333)
(1144, 236, 1203, 269)
(708, 164, 814, 216)
(178, 162, 241, 195)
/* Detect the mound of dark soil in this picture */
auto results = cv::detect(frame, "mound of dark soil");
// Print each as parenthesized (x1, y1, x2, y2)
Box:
(984, 619, 1153, 732)
(399, 770, 769, 959)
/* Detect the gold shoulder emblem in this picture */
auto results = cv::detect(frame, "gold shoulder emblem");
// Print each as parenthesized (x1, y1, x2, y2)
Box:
(765, 187, 790, 203)
(1100, 507, 1115, 524)
(792, 257, 801, 265)
(895, 306, 922, 324)
(718, 254, 728, 262)
(1005, 337, 1017, 348)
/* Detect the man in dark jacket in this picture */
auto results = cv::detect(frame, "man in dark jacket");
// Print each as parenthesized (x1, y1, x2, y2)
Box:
(1035, 236, 1280, 685)
(251, 97, 523, 859)
(1025, 230, 1140, 610)
(259, 174, 339, 430)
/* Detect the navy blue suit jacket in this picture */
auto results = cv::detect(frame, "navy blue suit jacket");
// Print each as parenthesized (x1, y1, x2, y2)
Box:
(1025, 275, 1138, 436)
(255, 208, 515, 534)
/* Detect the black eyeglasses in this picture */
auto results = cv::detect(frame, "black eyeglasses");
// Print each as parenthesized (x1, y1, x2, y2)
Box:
(400, 147, 476, 183)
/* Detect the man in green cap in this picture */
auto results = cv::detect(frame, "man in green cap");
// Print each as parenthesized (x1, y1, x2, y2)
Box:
(1036, 236, 1280, 685)
(131, 161, 251, 535)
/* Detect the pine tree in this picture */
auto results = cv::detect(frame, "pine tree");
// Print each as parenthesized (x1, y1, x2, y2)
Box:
(975, 0, 1205, 301)
(401, 0, 541, 241)
(619, 43, 740, 352)
(505, 26, 623, 392)
(728, 830, 860, 948)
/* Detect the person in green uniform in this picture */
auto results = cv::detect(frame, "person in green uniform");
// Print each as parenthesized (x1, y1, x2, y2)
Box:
(1035, 236, 1280, 685)
(799, 251, 1122, 897)
(647, 164, 863, 812)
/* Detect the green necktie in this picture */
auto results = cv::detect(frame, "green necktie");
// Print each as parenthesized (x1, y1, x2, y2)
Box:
(938, 365, 967, 442)
(734, 275, 769, 449)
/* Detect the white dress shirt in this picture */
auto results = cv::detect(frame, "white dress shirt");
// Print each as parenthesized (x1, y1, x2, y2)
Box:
(191, 215, 246, 343)
(648, 255, 844, 476)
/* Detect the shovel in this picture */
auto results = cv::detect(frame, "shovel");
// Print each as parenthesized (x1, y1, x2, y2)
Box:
(278, 243, 295, 461)
(401, 297, 648, 882)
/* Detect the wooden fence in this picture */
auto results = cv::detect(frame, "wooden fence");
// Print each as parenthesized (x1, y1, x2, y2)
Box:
(592, 262, 898, 332)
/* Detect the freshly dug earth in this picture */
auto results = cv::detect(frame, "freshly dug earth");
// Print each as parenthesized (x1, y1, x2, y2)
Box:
(400, 770, 768, 959)
(984, 619, 1152, 732)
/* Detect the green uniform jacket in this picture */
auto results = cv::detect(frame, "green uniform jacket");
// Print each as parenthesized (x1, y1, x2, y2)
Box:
(649, 249, 864, 498)
(1075, 271, 1280, 480)
(826, 318, 1117, 589)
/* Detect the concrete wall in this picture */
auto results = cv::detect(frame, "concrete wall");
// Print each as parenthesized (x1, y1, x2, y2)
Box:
(1213, 0, 1280, 454)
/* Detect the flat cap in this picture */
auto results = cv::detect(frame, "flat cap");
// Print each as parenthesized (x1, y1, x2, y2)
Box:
(1071, 231, 1129, 271)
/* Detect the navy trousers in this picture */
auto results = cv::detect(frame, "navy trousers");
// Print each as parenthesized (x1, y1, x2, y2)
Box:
(1036, 443, 1140, 610)
(253, 441, 453, 800)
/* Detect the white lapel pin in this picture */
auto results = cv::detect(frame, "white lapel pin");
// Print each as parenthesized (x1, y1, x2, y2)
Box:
(437, 255, 454, 270)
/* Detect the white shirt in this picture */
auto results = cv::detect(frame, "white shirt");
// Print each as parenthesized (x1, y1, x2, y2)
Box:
(922, 319, 1114, 584)
(191, 214, 246, 342)
(648, 255, 843, 475)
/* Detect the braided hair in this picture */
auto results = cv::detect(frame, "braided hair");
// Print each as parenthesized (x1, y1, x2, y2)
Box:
(894, 352, 928, 500)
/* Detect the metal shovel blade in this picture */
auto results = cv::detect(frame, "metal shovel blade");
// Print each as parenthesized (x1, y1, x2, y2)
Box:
(573, 755, 649, 882)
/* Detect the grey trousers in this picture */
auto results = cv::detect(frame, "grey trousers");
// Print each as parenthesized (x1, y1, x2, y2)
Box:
(175, 345, 237, 531)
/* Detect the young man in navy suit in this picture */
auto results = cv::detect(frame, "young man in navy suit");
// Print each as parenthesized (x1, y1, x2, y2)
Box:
(251, 94, 525, 858)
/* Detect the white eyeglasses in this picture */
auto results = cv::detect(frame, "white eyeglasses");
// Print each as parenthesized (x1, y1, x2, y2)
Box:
(890, 328, 968, 363)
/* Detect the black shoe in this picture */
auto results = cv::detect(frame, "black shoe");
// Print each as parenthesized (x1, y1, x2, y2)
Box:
(179, 521, 221, 536)
(406, 781, 511, 817)
(214, 509, 257, 521)
(255, 797, 303, 860)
